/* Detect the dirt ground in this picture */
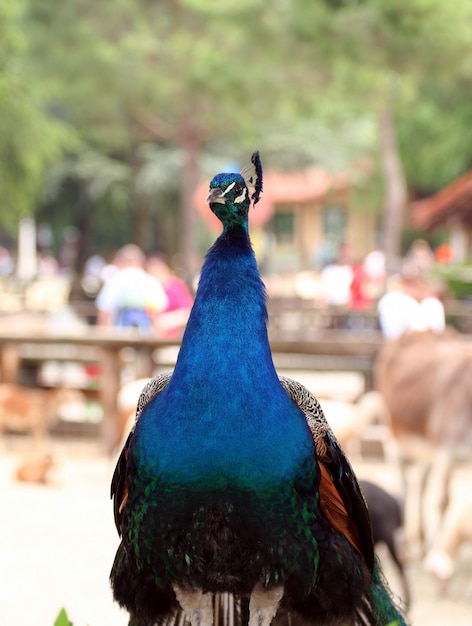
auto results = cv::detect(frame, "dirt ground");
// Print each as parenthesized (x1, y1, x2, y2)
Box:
(1, 436, 471, 626)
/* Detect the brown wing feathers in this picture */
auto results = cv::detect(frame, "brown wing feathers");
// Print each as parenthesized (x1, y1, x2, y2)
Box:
(318, 462, 363, 556)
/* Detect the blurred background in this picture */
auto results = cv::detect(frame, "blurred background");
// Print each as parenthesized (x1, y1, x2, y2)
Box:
(1, 1, 472, 624)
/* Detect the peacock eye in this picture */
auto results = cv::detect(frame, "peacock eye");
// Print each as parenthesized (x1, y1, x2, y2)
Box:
(233, 184, 248, 204)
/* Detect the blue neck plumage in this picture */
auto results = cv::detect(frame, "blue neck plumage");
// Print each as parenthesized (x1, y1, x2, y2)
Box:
(173, 224, 273, 382)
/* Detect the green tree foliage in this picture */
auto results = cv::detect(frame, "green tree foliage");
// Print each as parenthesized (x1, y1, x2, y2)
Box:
(0, 1, 72, 234)
(26, 0, 337, 274)
(3, 0, 472, 273)
(25, 0, 304, 274)
(286, 0, 472, 268)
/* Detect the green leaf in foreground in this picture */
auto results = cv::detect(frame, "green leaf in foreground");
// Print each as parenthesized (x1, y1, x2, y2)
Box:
(54, 608, 73, 626)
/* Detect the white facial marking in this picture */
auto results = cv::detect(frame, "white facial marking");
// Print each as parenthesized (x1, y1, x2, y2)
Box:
(234, 187, 247, 204)
(222, 181, 236, 196)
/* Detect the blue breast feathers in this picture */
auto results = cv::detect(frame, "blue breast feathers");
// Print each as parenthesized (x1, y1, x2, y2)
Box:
(131, 230, 314, 489)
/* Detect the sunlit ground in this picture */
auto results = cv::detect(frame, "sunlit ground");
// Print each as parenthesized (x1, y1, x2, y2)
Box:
(1, 439, 127, 626)
(1, 437, 471, 626)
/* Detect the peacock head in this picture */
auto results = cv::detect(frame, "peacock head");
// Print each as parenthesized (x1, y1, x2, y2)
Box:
(206, 151, 263, 230)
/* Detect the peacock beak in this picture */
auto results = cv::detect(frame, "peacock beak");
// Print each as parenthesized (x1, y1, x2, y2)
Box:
(206, 187, 226, 205)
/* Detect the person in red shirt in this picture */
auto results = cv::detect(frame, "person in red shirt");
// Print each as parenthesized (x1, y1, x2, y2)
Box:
(350, 260, 372, 311)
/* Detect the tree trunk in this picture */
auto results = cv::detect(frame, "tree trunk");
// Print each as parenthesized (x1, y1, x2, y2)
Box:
(129, 143, 151, 251)
(76, 188, 92, 273)
(179, 115, 200, 284)
(379, 104, 408, 279)
(133, 197, 152, 251)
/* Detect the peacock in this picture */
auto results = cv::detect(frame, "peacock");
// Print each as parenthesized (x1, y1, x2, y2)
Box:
(110, 152, 408, 626)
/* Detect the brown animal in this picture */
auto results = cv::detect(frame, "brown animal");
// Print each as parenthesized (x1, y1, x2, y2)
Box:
(424, 468, 472, 591)
(15, 453, 55, 484)
(375, 330, 472, 554)
(0, 384, 79, 442)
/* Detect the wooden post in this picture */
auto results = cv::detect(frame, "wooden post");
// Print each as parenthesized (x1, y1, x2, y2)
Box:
(135, 346, 154, 378)
(99, 347, 122, 454)
(0, 343, 20, 383)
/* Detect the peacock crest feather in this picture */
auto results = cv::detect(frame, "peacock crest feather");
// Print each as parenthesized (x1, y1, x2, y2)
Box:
(240, 151, 263, 205)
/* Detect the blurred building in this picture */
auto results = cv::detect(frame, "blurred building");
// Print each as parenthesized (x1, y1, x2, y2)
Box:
(411, 170, 472, 262)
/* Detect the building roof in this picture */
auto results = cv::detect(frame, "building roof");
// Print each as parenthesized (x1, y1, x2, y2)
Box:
(411, 170, 472, 229)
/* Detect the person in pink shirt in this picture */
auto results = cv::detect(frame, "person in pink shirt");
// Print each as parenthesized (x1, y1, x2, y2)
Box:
(146, 253, 194, 338)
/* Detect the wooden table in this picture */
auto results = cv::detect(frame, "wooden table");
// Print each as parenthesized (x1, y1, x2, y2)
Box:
(0, 327, 385, 452)
(0, 328, 182, 452)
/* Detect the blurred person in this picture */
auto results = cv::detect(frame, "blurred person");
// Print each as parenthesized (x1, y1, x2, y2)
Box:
(346, 258, 374, 330)
(96, 244, 168, 332)
(0, 246, 14, 276)
(363, 249, 385, 276)
(377, 271, 445, 341)
(434, 242, 453, 264)
(420, 280, 447, 335)
(81, 254, 107, 298)
(319, 257, 353, 307)
(363, 249, 386, 300)
(349, 259, 372, 311)
(146, 252, 194, 338)
(37, 251, 59, 277)
(406, 238, 434, 275)
(100, 251, 121, 283)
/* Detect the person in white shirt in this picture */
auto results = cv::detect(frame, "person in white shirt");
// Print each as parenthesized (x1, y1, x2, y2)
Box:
(377, 273, 445, 341)
(96, 244, 168, 332)
(320, 261, 353, 306)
